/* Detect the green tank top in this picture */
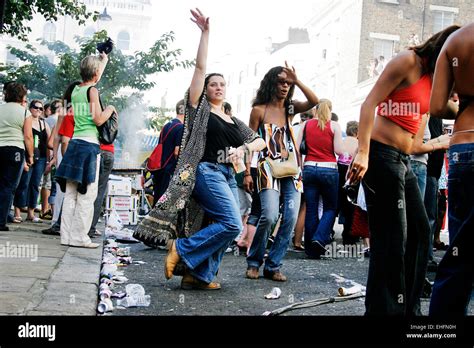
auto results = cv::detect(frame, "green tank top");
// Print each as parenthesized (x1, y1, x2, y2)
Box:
(71, 85, 99, 139)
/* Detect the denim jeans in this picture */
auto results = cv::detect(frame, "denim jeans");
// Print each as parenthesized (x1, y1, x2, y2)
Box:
(363, 140, 430, 316)
(247, 177, 301, 272)
(14, 157, 47, 209)
(424, 176, 438, 261)
(429, 143, 474, 316)
(303, 165, 339, 256)
(90, 150, 115, 231)
(0, 147, 24, 227)
(176, 162, 242, 284)
(410, 160, 427, 199)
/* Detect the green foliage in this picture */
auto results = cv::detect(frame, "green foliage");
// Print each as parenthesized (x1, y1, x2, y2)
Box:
(0, 30, 195, 114)
(147, 107, 174, 132)
(2, 0, 98, 41)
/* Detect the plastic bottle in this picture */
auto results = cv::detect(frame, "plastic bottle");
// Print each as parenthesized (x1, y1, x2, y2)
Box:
(116, 295, 151, 308)
(125, 284, 145, 297)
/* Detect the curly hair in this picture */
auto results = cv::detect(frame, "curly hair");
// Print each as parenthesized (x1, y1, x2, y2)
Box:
(252, 66, 295, 116)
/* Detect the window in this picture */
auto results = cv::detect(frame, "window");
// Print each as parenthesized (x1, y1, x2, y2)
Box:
(43, 22, 56, 42)
(84, 27, 96, 38)
(433, 11, 455, 33)
(117, 31, 130, 50)
(373, 38, 395, 61)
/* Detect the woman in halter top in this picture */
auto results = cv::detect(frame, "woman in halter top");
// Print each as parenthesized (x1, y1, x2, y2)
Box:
(244, 65, 319, 282)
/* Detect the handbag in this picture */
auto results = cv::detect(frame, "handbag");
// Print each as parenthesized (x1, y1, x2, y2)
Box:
(265, 147, 299, 178)
(263, 114, 299, 178)
(87, 86, 118, 145)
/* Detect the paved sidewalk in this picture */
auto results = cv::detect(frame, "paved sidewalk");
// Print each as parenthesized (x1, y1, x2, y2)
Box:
(0, 216, 103, 316)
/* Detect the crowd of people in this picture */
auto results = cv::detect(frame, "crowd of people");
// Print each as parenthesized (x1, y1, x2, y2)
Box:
(0, 52, 118, 249)
(1, 8, 472, 316)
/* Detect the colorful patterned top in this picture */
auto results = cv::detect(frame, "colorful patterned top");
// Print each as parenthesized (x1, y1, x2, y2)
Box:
(256, 120, 303, 193)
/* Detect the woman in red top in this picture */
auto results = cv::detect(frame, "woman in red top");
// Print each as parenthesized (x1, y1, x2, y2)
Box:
(348, 25, 460, 316)
(298, 99, 344, 258)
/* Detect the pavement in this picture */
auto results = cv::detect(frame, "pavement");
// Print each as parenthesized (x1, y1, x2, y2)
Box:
(0, 213, 103, 316)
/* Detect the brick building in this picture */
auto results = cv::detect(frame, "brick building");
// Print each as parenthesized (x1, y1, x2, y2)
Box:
(305, 0, 474, 125)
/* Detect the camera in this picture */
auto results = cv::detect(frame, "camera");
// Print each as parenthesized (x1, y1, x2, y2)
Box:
(97, 37, 114, 55)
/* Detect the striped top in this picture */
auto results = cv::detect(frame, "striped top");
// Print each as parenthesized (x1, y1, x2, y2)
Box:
(256, 122, 303, 193)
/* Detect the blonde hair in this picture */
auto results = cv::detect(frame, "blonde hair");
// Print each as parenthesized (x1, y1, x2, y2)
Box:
(80, 55, 103, 82)
(316, 99, 332, 130)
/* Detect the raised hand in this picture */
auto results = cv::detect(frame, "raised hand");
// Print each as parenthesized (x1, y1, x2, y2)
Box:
(190, 8, 209, 32)
(282, 61, 298, 84)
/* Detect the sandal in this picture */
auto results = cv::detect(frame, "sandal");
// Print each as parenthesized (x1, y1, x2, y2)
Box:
(40, 210, 53, 220)
(13, 216, 23, 223)
(26, 217, 43, 223)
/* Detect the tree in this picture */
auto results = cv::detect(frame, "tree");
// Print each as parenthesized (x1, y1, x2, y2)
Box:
(1, 0, 98, 41)
(0, 30, 194, 111)
(147, 106, 174, 132)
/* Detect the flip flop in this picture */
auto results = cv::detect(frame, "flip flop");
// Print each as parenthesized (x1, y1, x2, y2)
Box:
(26, 217, 43, 223)
(13, 216, 23, 223)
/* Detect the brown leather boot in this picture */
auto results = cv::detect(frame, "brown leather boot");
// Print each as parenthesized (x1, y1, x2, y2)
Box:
(164, 240, 180, 279)
(263, 269, 287, 282)
(181, 273, 221, 290)
(245, 267, 259, 279)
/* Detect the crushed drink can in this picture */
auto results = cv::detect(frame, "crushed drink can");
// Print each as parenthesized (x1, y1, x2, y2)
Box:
(97, 298, 114, 313)
(99, 289, 113, 301)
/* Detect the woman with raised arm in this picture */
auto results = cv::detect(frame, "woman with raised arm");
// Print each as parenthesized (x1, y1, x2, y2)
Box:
(134, 9, 265, 290)
(348, 25, 459, 316)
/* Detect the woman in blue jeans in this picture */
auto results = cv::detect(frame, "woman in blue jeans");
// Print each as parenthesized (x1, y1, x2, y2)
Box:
(161, 9, 265, 290)
(298, 99, 345, 258)
(429, 22, 474, 316)
(244, 64, 318, 281)
(13, 100, 50, 223)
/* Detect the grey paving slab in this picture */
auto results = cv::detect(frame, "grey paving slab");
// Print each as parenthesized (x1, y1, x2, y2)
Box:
(0, 292, 34, 314)
(0, 276, 37, 292)
(32, 282, 98, 315)
(0, 263, 56, 279)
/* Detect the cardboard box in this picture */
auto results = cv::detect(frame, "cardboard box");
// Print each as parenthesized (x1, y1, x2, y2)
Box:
(106, 195, 139, 211)
(107, 178, 132, 196)
(107, 209, 138, 225)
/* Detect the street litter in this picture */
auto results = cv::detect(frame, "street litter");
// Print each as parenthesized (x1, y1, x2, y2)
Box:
(116, 247, 131, 257)
(338, 284, 364, 296)
(133, 261, 146, 265)
(262, 275, 366, 316)
(116, 294, 151, 308)
(126, 284, 146, 297)
(111, 291, 127, 299)
(264, 287, 282, 300)
(97, 298, 114, 314)
(112, 275, 128, 284)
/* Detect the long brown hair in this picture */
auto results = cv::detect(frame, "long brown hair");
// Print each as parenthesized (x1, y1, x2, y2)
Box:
(410, 25, 460, 74)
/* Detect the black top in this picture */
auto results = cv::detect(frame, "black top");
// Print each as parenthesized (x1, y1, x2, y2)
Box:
(201, 113, 244, 164)
(32, 119, 48, 159)
(427, 117, 445, 179)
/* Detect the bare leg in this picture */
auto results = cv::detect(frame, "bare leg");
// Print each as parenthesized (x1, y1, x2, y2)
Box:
(41, 188, 50, 214)
(293, 200, 306, 248)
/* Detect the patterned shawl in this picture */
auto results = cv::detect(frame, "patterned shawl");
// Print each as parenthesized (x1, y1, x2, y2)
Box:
(133, 91, 259, 248)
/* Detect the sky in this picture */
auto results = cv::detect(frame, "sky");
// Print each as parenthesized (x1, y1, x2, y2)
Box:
(142, 0, 330, 108)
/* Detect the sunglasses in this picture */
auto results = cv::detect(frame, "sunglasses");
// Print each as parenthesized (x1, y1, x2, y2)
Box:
(32, 105, 44, 111)
(277, 79, 291, 86)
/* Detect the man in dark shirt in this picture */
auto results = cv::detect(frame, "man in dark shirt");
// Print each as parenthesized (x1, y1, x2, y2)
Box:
(152, 99, 184, 205)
